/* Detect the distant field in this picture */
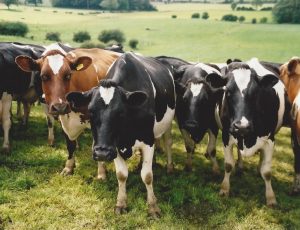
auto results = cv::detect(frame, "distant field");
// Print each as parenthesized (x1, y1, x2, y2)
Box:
(0, 3, 299, 62)
(0, 3, 300, 230)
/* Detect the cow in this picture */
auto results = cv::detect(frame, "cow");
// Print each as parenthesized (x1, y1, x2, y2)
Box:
(66, 52, 176, 218)
(0, 42, 46, 153)
(215, 57, 289, 206)
(15, 46, 121, 180)
(280, 57, 300, 195)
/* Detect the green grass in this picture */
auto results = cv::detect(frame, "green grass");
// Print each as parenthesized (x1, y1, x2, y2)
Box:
(0, 3, 300, 229)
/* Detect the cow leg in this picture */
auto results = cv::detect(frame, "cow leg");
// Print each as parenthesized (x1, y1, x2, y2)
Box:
(260, 141, 276, 206)
(236, 149, 243, 175)
(61, 132, 76, 176)
(163, 126, 174, 173)
(114, 154, 128, 214)
(220, 143, 235, 196)
(140, 143, 161, 218)
(21, 101, 31, 127)
(154, 138, 164, 154)
(1, 93, 12, 153)
(16, 100, 23, 120)
(291, 129, 300, 195)
(180, 129, 195, 172)
(205, 129, 220, 174)
(96, 162, 106, 180)
(43, 103, 55, 146)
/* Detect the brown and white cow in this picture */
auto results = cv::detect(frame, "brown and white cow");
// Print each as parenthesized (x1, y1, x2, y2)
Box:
(280, 57, 300, 194)
(16, 47, 121, 179)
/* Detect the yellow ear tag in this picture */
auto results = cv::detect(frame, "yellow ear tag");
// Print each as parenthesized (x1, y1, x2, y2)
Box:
(76, 63, 84, 71)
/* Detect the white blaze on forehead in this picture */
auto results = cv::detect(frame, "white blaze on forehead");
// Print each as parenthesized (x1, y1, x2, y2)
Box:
(240, 116, 249, 127)
(47, 54, 64, 75)
(99, 86, 115, 105)
(232, 68, 251, 97)
(246, 58, 273, 77)
(190, 83, 203, 97)
(196, 63, 221, 75)
(43, 43, 67, 56)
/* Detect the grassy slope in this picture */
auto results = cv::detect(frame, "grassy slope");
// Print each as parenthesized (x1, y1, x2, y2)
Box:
(0, 3, 299, 229)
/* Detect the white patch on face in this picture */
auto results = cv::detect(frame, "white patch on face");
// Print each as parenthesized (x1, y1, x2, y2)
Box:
(196, 63, 221, 75)
(153, 106, 175, 138)
(190, 83, 203, 97)
(240, 116, 249, 127)
(232, 68, 251, 97)
(273, 81, 285, 132)
(246, 58, 273, 77)
(59, 111, 90, 140)
(99, 86, 115, 105)
(43, 43, 67, 56)
(47, 54, 64, 75)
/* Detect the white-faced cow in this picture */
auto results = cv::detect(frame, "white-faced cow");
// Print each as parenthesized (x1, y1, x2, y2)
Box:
(66, 52, 176, 218)
(215, 58, 289, 206)
(15, 47, 121, 180)
(0, 42, 45, 152)
(280, 57, 300, 195)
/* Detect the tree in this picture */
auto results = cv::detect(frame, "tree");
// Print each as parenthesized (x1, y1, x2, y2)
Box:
(202, 12, 209, 19)
(251, 0, 263, 10)
(231, 2, 237, 11)
(273, 0, 300, 24)
(100, 0, 119, 11)
(27, 0, 42, 6)
(1, 0, 18, 9)
(238, 15, 245, 22)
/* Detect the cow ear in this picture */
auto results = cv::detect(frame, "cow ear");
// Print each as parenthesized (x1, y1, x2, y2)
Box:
(15, 55, 39, 72)
(125, 91, 148, 107)
(258, 74, 279, 88)
(70, 56, 92, 71)
(206, 73, 227, 88)
(174, 64, 189, 80)
(287, 58, 300, 75)
(66, 90, 92, 108)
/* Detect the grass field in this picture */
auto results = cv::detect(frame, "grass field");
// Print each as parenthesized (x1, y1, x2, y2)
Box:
(0, 2, 300, 230)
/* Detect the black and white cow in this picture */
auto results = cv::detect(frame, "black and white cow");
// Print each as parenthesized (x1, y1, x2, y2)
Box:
(67, 52, 176, 217)
(215, 57, 288, 206)
(0, 42, 45, 152)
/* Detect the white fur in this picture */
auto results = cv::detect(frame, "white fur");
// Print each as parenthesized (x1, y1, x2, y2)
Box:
(47, 54, 64, 75)
(99, 86, 115, 105)
(247, 58, 273, 77)
(190, 83, 203, 97)
(153, 106, 175, 138)
(43, 43, 67, 56)
(196, 63, 221, 75)
(0, 92, 12, 149)
(59, 111, 90, 141)
(273, 81, 285, 132)
(239, 135, 271, 157)
(240, 116, 249, 127)
(232, 68, 251, 97)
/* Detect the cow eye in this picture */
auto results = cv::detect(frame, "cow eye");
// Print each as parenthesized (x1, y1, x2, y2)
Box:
(64, 74, 71, 80)
(40, 75, 49, 81)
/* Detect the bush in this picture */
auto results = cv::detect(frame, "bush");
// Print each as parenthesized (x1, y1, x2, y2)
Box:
(273, 0, 300, 24)
(73, 31, 91, 43)
(202, 12, 209, 20)
(171, 15, 177, 19)
(236, 6, 254, 11)
(238, 16, 245, 23)
(129, 39, 139, 49)
(222, 14, 238, 22)
(191, 13, 200, 19)
(260, 7, 272, 11)
(252, 18, 257, 24)
(80, 41, 105, 49)
(45, 32, 61, 42)
(260, 17, 268, 23)
(0, 21, 28, 37)
(98, 29, 125, 44)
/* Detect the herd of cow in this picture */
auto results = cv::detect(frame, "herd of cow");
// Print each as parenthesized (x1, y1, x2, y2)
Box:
(1, 41, 300, 218)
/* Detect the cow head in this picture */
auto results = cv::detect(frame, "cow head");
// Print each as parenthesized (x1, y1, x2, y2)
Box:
(15, 50, 92, 115)
(174, 64, 226, 142)
(66, 79, 148, 162)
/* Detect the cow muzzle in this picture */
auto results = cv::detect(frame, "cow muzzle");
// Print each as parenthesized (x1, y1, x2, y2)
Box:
(93, 146, 117, 162)
(230, 120, 252, 137)
(183, 120, 202, 142)
(49, 102, 71, 115)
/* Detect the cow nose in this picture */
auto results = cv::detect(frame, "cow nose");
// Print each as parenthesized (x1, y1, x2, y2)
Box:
(183, 120, 201, 142)
(184, 120, 199, 130)
(232, 121, 251, 136)
(50, 103, 70, 115)
(93, 146, 117, 162)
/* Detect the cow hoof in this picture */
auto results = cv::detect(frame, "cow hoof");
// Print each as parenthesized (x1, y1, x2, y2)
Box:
(60, 167, 74, 176)
(2, 146, 11, 154)
(219, 189, 229, 197)
(48, 140, 55, 147)
(167, 163, 174, 174)
(148, 204, 161, 219)
(96, 174, 106, 181)
(115, 206, 128, 215)
(267, 200, 277, 208)
(204, 152, 210, 159)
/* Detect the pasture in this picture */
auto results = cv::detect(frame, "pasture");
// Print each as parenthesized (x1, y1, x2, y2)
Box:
(0, 2, 300, 229)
